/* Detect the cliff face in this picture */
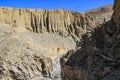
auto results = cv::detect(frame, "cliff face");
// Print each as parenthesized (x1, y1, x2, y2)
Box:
(113, 0, 120, 33)
(0, 7, 112, 41)
(60, 0, 120, 80)
(0, 4, 113, 80)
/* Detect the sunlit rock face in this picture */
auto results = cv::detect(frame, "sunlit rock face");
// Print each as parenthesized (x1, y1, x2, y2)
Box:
(0, 8, 93, 36)
(60, 0, 120, 80)
(0, 3, 113, 80)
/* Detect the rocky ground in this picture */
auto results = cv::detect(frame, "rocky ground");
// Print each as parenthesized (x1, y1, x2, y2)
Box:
(0, 23, 75, 80)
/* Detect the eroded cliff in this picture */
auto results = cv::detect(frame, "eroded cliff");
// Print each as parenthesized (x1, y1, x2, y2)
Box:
(0, 7, 112, 41)
(60, 0, 120, 80)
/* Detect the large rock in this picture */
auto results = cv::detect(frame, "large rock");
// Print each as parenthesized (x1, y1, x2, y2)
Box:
(60, 0, 120, 80)
(113, 0, 120, 33)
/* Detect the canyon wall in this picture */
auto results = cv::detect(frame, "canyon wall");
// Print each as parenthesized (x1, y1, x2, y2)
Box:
(0, 7, 112, 42)
(60, 0, 120, 80)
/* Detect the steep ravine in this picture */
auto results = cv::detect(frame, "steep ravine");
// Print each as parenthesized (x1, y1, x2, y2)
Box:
(60, 0, 120, 80)
(0, 4, 113, 80)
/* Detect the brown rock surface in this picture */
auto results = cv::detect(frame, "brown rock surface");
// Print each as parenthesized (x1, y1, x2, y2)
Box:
(60, 0, 120, 80)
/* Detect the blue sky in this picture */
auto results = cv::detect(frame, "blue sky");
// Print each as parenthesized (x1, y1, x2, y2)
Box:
(0, 0, 114, 12)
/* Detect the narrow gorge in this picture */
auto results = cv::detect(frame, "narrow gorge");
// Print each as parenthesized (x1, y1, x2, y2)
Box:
(0, 0, 119, 80)
(60, 0, 120, 80)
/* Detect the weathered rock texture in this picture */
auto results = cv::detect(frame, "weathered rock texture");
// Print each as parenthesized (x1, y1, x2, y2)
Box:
(0, 24, 54, 79)
(0, 7, 113, 42)
(0, 23, 75, 80)
(113, 0, 120, 33)
(0, 4, 113, 80)
(60, 0, 120, 80)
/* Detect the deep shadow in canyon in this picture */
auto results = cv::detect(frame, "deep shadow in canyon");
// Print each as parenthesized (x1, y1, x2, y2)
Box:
(60, 17, 120, 80)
